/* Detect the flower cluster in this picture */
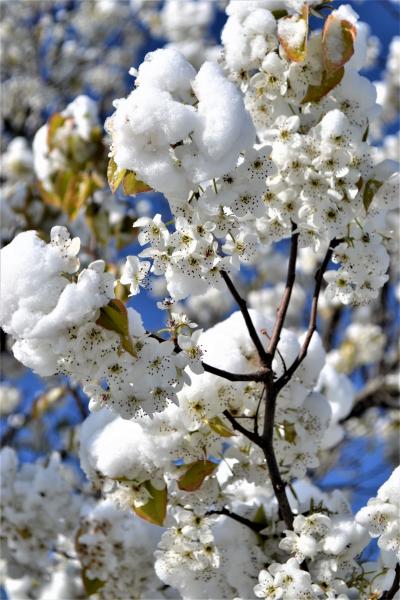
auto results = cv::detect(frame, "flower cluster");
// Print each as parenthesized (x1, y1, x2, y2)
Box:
(1, 0, 144, 138)
(328, 321, 386, 373)
(106, 47, 255, 200)
(135, 0, 220, 69)
(76, 500, 164, 599)
(1, 1, 399, 598)
(0, 226, 202, 418)
(0, 448, 80, 570)
(104, 3, 398, 307)
(356, 466, 400, 561)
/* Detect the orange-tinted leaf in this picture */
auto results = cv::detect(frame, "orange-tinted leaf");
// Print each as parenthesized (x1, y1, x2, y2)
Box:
(37, 181, 63, 209)
(278, 4, 309, 62)
(178, 460, 217, 492)
(301, 67, 344, 103)
(322, 15, 356, 74)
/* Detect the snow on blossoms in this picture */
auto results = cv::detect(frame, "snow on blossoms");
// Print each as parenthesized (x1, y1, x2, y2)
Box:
(1, 1, 399, 599)
(0, 226, 195, 418)
(77, 308, 352, 513)
(105, 47, 255, 199)
(105, 11, 398, 305)
(356, 467, 400, 561)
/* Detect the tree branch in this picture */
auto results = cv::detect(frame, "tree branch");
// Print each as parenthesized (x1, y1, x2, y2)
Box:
(202, 362, 266, 382)
(265, 223, 299, 367)
(340, 376, 399, 423)
(260, 375, 294, 529)
(274, 239, 342, 394)
(220, 270, 269, 366)
(207, 507, 265, 534)
(223, 410, 261, 445)
(67, 383, 88, 419)
(322, 305, 342, 351)
(150, 331, 266, 382)
(381, 563, 400, 600)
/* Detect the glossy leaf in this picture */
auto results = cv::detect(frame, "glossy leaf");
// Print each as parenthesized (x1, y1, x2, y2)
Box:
(178, 460, 217, 492)
(107, 157, 126, 193)
(96, 299, 137, 357)
(122, 170, 151, 196)
(301, 67, 344, 103)
(133, 481, 167, 526)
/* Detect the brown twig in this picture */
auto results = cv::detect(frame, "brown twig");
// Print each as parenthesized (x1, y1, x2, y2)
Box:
(67, 384, 88, 419)
(207, 507, 265, 534)
(275, 239, 342, 394)
(260, 374, 294, 529)
(381, 563, 400, 600)
(223, 410, 260, 445)
(322, 305, 342, 351)
(265, 223, 299, 368)
(149, 331, 265, 382)
(202, 362, 266, 382)
(340, 377, 399, 423)
(220, 270, 269, 366)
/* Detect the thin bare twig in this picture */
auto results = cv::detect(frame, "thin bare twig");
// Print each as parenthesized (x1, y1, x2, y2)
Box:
(223, 410, 260, 445)
(265, 223, 299, 368)
(220, 270, 269, 366)
(340, 376, 399, 423)
(254, 386, 266, 436)
(202, 362, 266, 382)
(275, 239, 342, 394)
(67, 384, 88, 419)
(207, 507, 265, 534)
(150, 331, 265, 382)
(381, 563, 400, 600)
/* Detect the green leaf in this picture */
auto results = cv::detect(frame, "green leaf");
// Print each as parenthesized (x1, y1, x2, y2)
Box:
(62, 173, 86, 220)
(96, 299, 137, 357)
(322, 14, 356, 74)
(47, 113, 66, 150)
(107, 158, 151, 195)
(272, 9, 288, 18)
(301, 67, 344, 103)
(107, 157, 126, 193)
(207, 416, 236, 438)
(133, 481, 167, 526)
(81, 569, 105, 596)
(178, 460, 217, 492)
(37, 181, 63, 210)
(363, 179, 383, 212)
(122, 170, 152, 196)
(282, 420, 297, 444)
(253, 504, 268, 527)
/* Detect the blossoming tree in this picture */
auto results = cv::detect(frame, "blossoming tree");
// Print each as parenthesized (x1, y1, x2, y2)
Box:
(1, 1, 399, 599)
